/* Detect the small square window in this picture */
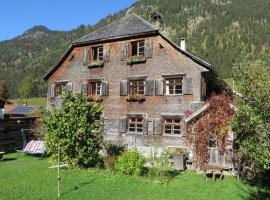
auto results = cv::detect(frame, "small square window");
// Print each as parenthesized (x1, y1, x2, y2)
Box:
(131, 40, 145, 56)
(165, 77, 183, 95)
(163, 118, 181, 135)
(92, 46, 103, 61)
(55, 82, 67, 96)
(128, 117, 144, 133)
(129, 80, 145, 95)
(87, 81, 102, 96)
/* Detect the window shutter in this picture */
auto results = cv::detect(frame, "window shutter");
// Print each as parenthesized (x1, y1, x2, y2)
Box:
(121, 41, 128, 61)
(143, 118, 148, 134)
(81, 82, 88, 94)
(153, 118, 162, 135)
(102, 81, 109, 96)
(67, 82, 73, 93)
(83, 47, 89, 65)
(88, 47, 93, 62)
(183, 76, 193, 95)
(120, 80, 128, 96)
(50, 84, 55, 98)
(144, 38, 153, 58)
(118, 117, 128, 133)
(47, 85, 51, 99)
(155, 79, 164, 96)
(145, 80, 155, 96)
(201, 78, 206, 98)
(103, 44, 110, 62)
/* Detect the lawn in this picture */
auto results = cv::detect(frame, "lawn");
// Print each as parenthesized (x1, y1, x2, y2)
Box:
(12, 98, 47, 107)
(1, 154, 269, 200)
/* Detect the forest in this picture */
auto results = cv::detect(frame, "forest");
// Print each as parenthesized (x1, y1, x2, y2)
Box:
(1, 0, 270, 98)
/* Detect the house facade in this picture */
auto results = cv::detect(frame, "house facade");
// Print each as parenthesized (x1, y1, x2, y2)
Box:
(43, 14, 225, 156)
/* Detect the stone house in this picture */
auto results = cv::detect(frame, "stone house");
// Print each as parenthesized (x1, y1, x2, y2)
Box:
(43, 14, 227, 157)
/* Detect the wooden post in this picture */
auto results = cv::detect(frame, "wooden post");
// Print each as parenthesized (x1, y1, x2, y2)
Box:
(57, 147, 60, 197)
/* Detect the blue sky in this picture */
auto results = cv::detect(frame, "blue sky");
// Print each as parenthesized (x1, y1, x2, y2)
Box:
(0, 0, 137, 41)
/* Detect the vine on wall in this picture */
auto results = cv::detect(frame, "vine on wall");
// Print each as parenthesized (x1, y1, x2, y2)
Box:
(186, 94, 234, 169)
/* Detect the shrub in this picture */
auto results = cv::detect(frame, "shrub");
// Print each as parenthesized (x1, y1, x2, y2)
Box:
(115, 149, 145, 176)
(103, 142, 126, 172)
(44, 91, 103, 168)
(147, 150, 173, 182)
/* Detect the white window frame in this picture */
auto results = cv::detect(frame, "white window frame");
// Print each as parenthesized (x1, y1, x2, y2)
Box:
(93, 46, 103, 61)
(165, 77, 183, 95)
(128, 117, 143, 133)
(163, 118, 181, 135)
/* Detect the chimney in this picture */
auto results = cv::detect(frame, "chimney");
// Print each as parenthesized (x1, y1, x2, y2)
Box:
(151, 12, 162, 29)
(180, 38, 186, 51)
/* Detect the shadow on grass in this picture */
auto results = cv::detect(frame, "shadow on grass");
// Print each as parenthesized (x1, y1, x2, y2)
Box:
(204, 172, 224, 181)
(62, 179, 95, 196)
(238, 178, 270, 200)
(1, 158, 17, 162)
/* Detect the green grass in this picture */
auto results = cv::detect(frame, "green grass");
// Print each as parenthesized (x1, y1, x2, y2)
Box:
(12, 97, 47, 107)
(1, 154, 269, 200)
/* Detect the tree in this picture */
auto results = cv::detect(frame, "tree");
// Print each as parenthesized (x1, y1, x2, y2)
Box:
(44, 91, 103, 168)
(18, 75, 38, 99)
(232, 58, 270, 180)
(0, 80, 9, 100)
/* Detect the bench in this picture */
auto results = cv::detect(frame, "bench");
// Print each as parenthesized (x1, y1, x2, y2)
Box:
(204, 164, 223, 181)
(0, 151, 5, 161)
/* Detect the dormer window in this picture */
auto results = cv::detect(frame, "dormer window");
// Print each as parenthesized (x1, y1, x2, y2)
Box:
(131, 40, 145, 56)
(92, 46, 103, 61)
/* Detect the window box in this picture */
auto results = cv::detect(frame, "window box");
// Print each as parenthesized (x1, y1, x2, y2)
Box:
(127, 55, 146, 65)
(88, 95, 103, 103)
(88, 59, 104, 68)
(125, 94, 146, 103)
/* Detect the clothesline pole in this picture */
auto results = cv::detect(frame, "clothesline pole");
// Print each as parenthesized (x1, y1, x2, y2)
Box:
(57, 147, 60, 197)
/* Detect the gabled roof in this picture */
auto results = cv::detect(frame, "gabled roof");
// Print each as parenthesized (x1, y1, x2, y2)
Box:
(74, 13, 158, 44)
(43, 13, 218, 81)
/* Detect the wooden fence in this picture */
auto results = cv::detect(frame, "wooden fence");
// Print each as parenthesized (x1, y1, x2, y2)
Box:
(0, 117, 37, 152)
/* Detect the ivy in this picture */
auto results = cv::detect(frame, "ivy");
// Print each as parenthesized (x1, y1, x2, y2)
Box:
(186, 94, 234, 169)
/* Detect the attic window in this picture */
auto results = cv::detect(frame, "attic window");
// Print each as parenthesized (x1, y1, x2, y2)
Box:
(131, 40, 144, 56)
(159, 43, 164, 49)
(92, 46, 103, 61)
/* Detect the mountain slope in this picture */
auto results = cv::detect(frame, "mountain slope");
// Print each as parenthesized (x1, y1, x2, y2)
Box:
(1, 0, 270, 98)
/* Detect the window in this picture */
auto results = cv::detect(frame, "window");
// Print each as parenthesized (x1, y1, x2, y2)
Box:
(87, 81, 102, 96)
(131, 40, 145, 56)
(128, 117, 143, 133)
(55, 82, 67, 96)
(165, 77, 183, 95)
(92, 46, 103, 60)
(129, 80, 145, 95)
(163, 118, 181, 135)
